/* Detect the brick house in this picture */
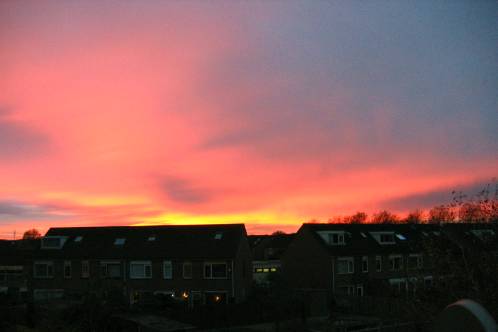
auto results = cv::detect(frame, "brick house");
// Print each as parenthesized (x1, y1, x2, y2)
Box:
(29, 224, 252, 305)
(248, 233, 295, 283)
(281, 223, 497, 297)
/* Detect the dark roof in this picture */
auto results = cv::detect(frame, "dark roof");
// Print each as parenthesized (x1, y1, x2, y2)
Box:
(249, 233, 295, 260)
(36, 224, 247, 260)
(0, 239, 39, 264)
(300, 223, 498, 255)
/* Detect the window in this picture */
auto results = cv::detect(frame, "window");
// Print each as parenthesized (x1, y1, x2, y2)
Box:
(64, 261, 72, 279)
(376, 256, 382, 272)
(74, 236, 83, 242)
(183, 262, 192, 279)
(114, 238, 126, 245)
(389, 255, 403, 271)
(41, 236, 66, 249)
(130, 261, 152, 279)
(148, 236, 156, 241)
(34, 262, 54, 278)
(362, 256, 368, 273)
(408, 254, 423, 270)
(395, 234, 406, 240)
(204, 262, 228, 279)
(356, 285, 364, 297)
(329, 232, 345, 245)
(214, 232, 223, 240)
(337, 257, 354, 274)
(81, 261, 90, 278)
(337, 285, 355, 295)
(163, 260, 173, 279)
(380, 233, 395, 244)
(101, 261, 121, 278)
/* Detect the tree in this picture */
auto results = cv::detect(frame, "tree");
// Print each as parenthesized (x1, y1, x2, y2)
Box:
(371, 210, 399, 224)
(272, 230, 286, 236)
(428, 205, 455, 224)
(23, 228, 41, 240)
(403, 210, 424, 224)
(343, 212, 368, 224)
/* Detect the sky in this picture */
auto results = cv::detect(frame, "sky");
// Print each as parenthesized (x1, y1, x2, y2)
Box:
(1, 1, 497, 237)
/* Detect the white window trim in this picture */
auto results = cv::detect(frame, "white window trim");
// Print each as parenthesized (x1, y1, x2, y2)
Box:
(163, 260, 173, 279)
(337, 257, 354, 274)
(34, 261, 54, 279)
(408, 254, 423, 270)
(130, 261, 152, 279)
(204, 262, 228, 279)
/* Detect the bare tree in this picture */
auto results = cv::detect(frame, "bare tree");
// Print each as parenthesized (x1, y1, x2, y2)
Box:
(22, 228, 41, 240)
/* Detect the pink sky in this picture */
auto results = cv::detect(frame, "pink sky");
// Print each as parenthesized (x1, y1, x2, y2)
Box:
(1, 2, 497, 238)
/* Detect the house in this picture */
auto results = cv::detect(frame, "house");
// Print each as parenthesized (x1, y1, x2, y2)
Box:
(281, 223, 480, 298)
(248, 233, 295, 283)
(29, 224, 252, 306)
(0, 239, 38, 302)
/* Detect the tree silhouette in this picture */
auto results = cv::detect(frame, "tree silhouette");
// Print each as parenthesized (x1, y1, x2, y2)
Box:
(22, 228, 41, 240)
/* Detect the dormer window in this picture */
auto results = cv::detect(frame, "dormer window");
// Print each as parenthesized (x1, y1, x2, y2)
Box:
(114, 238, 126, 245)
(329, 232, 345, 245)
(41, 236, 67, 249)
(148, 236, 156, 241)
(214, 233, 223, 240)
(370, 232, 396, 245)
(74, 236, 83, 242)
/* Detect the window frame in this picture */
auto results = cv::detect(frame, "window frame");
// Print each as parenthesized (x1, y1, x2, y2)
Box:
(361, 256, 368, 273)
(204, 262, 228, 279)
(63, 261, 72, 279)
(328, 232, 345, 245)
(337, 257, 354, 274)
(375, 256, 382, 272)
(81, 260, 90, 278)
(100, 261, 122, 279)
(389, 255, 404, 271)
(129, 261, 152, 279)
(182, 261, 192, 279)
(163, 260, 173, 279)
(34, 261, 54, 279)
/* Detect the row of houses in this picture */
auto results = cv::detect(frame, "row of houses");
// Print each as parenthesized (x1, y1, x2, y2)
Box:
(1, 222, 497, 308)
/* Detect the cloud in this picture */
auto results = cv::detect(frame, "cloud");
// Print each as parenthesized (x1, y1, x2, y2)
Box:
(162, 177, 213, 205)
(0, 200, 71, 222)
(0, 108, 51, 159)
(380, 179, 496, 212)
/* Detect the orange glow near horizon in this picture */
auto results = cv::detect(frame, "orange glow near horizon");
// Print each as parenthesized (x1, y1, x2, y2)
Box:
(1, 2, 497, 239)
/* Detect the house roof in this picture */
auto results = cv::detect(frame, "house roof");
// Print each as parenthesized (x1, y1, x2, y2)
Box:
(36, 224, 247, 260)
(0, 239, 39, 265)
(249, 233, 295, 260)
(300, 223, 498, 255)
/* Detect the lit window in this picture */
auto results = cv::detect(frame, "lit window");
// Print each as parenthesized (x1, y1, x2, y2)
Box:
(214, 233, 223, 240)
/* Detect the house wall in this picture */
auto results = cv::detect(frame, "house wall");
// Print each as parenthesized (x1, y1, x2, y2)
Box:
(281, 226, 332, 289)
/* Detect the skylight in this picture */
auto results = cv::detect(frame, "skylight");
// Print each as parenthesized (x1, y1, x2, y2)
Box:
(114, 238, 126, 245)
(395, 234, 406, 240)
(360, 232, 367, 238)
(148, 236, 156, 241)
(214, 233, 223, 240)
(74, 236, 83, 242)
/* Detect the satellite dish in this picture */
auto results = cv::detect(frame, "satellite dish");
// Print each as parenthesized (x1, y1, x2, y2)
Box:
(435, 299, 497, 332)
